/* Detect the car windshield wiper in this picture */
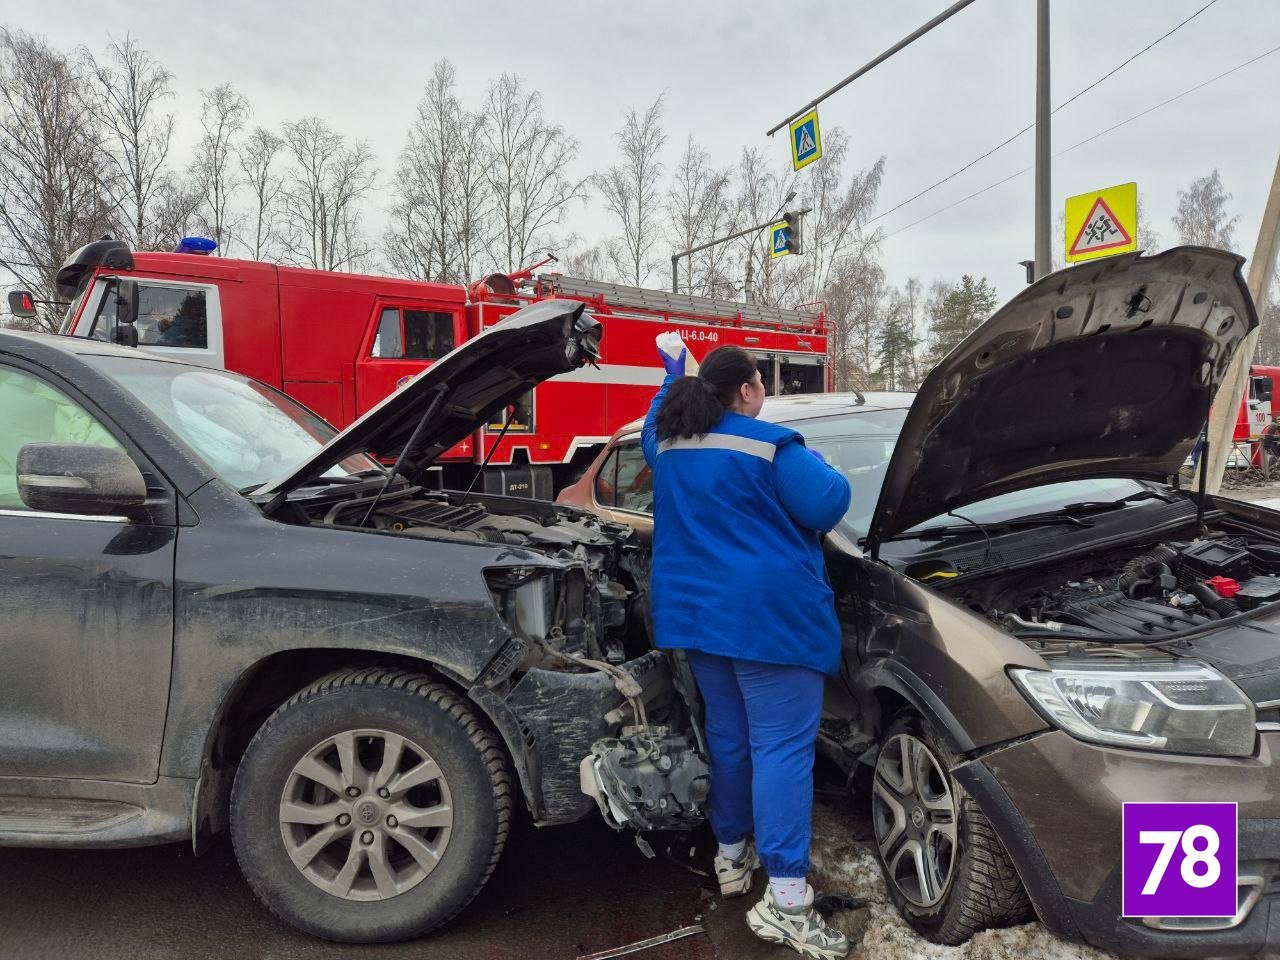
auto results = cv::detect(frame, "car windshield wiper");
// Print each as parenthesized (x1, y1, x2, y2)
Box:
(892, 513, 1094, 542)
(238, 468, 389, 496)
(1053, 489, 1177, 513)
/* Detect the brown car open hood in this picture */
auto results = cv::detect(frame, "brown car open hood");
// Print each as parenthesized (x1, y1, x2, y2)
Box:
(256, 298, 600, 497)
(865, 247, 1258, 553)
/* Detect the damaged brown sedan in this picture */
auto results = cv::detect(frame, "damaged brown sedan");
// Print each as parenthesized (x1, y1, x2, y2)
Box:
(566, 247, 1280, 958)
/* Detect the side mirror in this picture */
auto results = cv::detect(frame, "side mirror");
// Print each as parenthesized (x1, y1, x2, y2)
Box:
(112, 323, 139, 347)
(7, 290, 37, 319)
(16, 443, 147, 517)
(116, 279, 140, 325)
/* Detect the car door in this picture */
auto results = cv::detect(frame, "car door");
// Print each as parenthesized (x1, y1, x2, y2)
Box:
(591, 437, 654, 541)
(355, 303, 461, 417)
(0, 362, 175, 783)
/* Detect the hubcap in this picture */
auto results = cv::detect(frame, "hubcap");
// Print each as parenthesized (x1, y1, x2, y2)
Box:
(871, 733, 958, 908)
(278, 728, 454, 902)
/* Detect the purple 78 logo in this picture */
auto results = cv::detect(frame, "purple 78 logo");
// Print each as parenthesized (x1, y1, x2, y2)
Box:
(1122, 802, 1237, 918)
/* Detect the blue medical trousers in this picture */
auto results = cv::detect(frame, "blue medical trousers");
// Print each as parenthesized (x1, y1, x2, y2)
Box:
(687, 650, 825, 879)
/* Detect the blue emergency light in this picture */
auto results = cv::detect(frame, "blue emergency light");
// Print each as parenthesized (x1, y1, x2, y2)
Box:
(175, 236, 218, 255)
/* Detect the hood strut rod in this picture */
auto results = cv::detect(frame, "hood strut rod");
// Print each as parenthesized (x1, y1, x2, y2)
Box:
(358, 385, 449, 528)
(1196, 388, 1211, 531)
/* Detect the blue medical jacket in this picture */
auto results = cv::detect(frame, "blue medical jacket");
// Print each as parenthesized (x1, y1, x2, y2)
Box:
(641, 375, 853, 675)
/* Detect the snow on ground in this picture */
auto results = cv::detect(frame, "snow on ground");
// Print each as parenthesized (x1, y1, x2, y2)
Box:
(805, 795, 1123, 960)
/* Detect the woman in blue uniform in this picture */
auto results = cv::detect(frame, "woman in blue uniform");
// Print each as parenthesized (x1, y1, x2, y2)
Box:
(642, 336, 852, 959)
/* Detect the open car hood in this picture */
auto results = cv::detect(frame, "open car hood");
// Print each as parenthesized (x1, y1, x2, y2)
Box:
(257, 299, 600, 497)
(866, 246, 1258, 552)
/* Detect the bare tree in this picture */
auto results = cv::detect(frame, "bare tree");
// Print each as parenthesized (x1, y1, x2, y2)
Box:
(190, 83, 249, 255)
(385, 60, 493, 283)
(278, 117, 377, 271)
(238, 126, 284, 261)
(596, 96, 666, 285)
(559, 238, 614, 281)
(483, 73, 586, 271)
(730, 146, 796, 306)
(146, 174, 202, 251)
(666, 136, 732, 295)
(0, 29, 113, 331)
(1173, 168, 1239, 250)
(87, 34, 175, 248)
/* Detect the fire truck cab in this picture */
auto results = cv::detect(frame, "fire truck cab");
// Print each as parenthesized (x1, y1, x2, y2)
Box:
(47, 239, 829, 496)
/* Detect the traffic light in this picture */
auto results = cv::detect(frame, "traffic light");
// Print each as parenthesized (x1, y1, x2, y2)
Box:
(783, 210, 803, 255)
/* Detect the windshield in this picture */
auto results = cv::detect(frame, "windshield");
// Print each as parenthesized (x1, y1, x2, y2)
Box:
(795, 409, 1150, 541)
(84, 355, 381, 491)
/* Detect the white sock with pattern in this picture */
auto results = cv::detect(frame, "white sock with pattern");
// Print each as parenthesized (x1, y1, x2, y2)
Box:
(769, 877, 807, 910)
(718, 838, 746, 861)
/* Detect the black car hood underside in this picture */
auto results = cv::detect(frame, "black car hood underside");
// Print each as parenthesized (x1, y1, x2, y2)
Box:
(867, 247, 1257, 551)
(256, 298, 600, 497)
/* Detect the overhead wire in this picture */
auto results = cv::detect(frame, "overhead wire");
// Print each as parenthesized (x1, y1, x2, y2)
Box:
(882, 42, 1280, 240)
(867, 0, 1221, 226)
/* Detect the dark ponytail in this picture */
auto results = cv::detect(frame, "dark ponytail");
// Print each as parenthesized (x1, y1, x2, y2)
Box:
(656, 345, 758, 440)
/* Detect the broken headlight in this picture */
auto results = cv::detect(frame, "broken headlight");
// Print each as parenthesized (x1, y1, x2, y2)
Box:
(1009, 660, 1256, 757)
(485, 567, 556, 642)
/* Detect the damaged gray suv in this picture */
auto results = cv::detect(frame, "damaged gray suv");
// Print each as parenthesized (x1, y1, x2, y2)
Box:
(1, 248, 1277, 958)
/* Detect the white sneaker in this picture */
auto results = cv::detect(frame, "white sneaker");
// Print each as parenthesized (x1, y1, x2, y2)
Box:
(747, 885, 851, 959)
(713, 841, 760, 898)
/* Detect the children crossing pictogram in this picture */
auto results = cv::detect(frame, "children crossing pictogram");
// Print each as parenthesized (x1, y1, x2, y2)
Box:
(1068, 197, 1133, 257)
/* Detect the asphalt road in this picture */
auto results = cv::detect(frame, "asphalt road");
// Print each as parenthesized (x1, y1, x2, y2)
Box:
(0, 791, 1111, 960)
(0, 811, 757, 960)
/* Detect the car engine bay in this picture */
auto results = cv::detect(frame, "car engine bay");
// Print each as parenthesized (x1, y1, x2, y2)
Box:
(282, 481, 711, 831)
(950, 529, 1280, 642)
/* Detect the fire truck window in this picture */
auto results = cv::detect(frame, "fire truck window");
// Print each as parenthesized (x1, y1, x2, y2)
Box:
(371, 308, 402, 358)
(136, 286, 208, 348)
(613, 442, 654, 514)
(87, 284, 208, 349)
(778, 359, 824, 395)
(403, 310, 455, 360)
(594, 450, 619, 507)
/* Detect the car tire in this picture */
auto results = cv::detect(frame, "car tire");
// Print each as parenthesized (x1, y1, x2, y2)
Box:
(230, 667, 512, 943)
(870, 713, 1031, 945)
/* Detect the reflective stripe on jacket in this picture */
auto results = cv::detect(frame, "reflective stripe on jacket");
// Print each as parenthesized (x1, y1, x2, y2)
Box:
(641, 375, 852, 675)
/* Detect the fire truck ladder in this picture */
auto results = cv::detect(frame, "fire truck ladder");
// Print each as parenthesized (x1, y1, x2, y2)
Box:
(534, 275, 823, 331)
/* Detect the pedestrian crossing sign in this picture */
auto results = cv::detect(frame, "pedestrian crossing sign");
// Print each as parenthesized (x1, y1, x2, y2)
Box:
(770, 222, 791, 259)
(1065, 182, 1138, 263)
(789, 109, 822, 171)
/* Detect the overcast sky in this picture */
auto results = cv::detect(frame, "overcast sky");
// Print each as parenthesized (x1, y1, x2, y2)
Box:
(15, 0, 1280, 300)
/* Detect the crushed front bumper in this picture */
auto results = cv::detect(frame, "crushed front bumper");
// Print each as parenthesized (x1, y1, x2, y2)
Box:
(954, 730, 1280, 958)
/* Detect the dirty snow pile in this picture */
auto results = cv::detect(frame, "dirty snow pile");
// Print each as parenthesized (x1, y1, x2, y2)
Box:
(805, 796, 1122, 960)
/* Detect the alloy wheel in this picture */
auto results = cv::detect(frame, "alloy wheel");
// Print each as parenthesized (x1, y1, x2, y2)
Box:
(871, 732, 958, 908)
(278, 728, 454, 902)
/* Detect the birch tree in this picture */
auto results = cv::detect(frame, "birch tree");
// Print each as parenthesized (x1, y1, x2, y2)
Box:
(666, 136, 732, 296)
(385, 60, 493, 283)
(0, 29, 113, 331)
(278, 117, 376, 271)
(1173, 168, 1238, 250)
(190, 83, 249, 255)
(88, 35, 176, 248)
(483, 73, 585, 271)
(596, 96, 666, 285)
(238, 126, 283, 261)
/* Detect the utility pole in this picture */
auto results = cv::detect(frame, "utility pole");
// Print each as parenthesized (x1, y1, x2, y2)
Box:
(1034, 0, 1052, 280)
(1201, 152, 1280, 494)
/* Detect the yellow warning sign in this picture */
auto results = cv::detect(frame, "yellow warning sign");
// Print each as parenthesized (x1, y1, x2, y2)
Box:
(1065, 182, 1138, 263)
(789, 109, 822, 171)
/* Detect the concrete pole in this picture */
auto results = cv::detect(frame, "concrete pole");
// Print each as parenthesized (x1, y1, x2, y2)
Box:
(1034, 0, 1052, 280)
(1201, 152, 1280, 494)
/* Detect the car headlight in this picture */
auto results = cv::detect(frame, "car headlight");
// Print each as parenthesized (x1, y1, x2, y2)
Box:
(1009, 660, 1256, 757)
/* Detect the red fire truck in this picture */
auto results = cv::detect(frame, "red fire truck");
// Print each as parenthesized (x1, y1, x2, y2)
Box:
(30, 239, 829, 496)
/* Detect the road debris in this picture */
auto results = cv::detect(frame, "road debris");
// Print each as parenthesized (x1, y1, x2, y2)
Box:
(574, 924, 706, 959)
